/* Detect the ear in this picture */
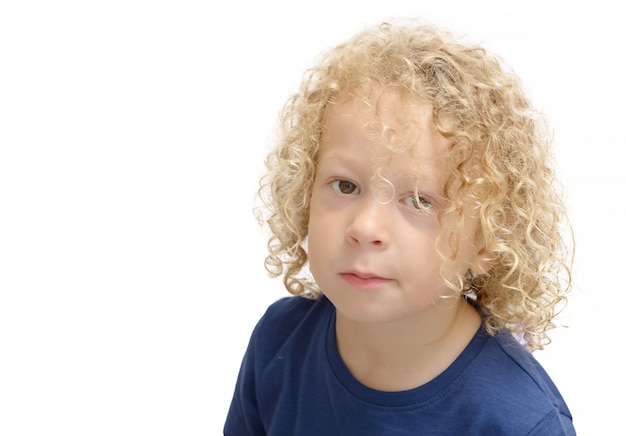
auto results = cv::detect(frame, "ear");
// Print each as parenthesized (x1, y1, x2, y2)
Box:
(469, 246, 493, 275)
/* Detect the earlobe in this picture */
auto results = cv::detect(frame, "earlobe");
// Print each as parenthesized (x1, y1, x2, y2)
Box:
(463, 249, 493, 297)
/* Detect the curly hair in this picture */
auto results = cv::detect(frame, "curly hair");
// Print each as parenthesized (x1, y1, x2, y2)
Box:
(258, 20, 573, 351)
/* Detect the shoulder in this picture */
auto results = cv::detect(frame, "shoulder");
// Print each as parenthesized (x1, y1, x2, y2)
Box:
(484, 330, 565, 399)
(260, 295, 320, 323)
(462, 329, 574, 433)
(249, 295, 332, 359)
(256, 295, 326, 334)
(225, 296, 330, 435)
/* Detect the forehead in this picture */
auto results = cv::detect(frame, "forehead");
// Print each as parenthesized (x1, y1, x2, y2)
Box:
(328, 88, 429, 131)
(321, 88, 450, 176)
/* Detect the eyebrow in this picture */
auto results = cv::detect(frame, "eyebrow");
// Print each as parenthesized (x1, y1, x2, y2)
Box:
(320, 150, 443, 190)
(317, 150, 375, 167)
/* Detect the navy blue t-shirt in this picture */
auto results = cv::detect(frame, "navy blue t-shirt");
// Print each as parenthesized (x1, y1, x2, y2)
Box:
(224, 295, 575, 435)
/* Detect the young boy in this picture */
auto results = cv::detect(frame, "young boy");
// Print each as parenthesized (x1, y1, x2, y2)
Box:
(225, 21, 575, 435)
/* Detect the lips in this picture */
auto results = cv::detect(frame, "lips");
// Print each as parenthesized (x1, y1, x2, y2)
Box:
(339, 272, 393, 289)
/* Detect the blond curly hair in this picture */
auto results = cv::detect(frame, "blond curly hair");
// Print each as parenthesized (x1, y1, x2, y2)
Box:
(258, 20, 573, 351)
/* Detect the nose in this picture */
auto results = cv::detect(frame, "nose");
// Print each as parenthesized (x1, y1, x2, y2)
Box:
(345, 200, 390, 248)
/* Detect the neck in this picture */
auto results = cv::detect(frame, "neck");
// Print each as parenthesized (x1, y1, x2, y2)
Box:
(335, 298, 481, 391)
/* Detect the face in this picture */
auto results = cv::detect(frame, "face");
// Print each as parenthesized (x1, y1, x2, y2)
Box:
(307, 89, 489, 325)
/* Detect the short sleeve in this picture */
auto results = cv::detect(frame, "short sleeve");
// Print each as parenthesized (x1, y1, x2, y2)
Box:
(528, 408, 576, 436)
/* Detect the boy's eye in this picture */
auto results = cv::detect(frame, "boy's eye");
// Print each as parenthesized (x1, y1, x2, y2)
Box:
(330, 180, 360, 195)
(402, 194, 434, 211)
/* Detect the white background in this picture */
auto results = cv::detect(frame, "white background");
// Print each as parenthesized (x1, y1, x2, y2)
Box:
(0, 0, 623, 434)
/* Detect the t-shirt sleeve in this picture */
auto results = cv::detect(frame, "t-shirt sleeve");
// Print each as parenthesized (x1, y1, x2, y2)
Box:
(528, 408, 576, 435)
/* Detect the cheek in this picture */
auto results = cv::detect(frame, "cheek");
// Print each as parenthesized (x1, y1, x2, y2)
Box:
(307, 188, 336, 244)
(437, 216, 483, 278)
(429, 215, 464, 277)
(306, 226, 329, 285)
(306, 206, 326, 266)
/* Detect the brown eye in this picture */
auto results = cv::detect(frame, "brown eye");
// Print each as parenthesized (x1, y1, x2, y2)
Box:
(331, 180, 360, 194)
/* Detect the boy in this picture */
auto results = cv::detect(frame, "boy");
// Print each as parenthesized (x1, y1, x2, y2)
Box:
(225, 21, 575, 435)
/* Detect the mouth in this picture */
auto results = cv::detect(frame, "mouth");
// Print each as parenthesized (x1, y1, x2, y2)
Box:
(339, 272, 393, 290)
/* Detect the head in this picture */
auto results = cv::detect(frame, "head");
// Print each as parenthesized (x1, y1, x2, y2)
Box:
(259, 21, 572, 350)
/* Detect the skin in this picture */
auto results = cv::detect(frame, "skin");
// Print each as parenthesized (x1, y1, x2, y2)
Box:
(307, 89, 492, 391)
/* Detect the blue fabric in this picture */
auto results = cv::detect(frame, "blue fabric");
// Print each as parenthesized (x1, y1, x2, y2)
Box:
(224, 296, 575, 435)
